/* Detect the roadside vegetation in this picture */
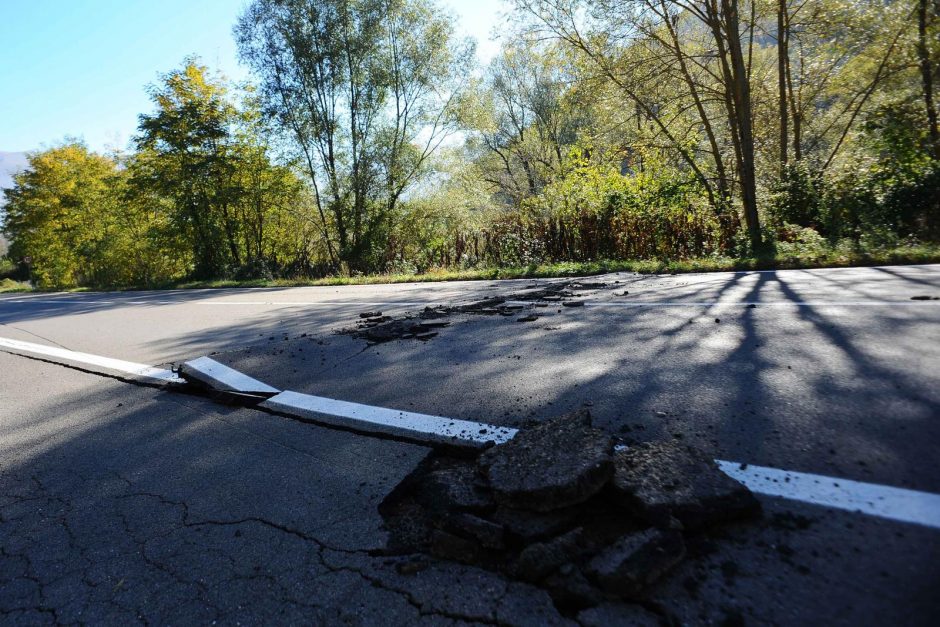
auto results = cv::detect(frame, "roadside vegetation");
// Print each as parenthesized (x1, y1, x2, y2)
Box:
(2, 0, 938, 291)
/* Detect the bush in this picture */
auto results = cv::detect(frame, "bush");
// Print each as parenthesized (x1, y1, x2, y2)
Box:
(773, 225, 830, 260)
(0, 257, 16, 280)
(767, 162, 825, 230)
(824, 159, 939, 242)
(516, 150, 720, 262)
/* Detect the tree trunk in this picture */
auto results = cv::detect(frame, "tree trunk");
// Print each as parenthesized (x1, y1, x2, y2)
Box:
(778, 0, 789, 170)
(918, 0, 940, 159)
(711, 0, 761, 250)
(724, 0, 761, 250)
(784, 43, 802, 161)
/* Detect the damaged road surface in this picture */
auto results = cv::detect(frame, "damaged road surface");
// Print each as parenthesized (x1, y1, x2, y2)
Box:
(380, 411, 761, 614)
(3, 265, 940, 625)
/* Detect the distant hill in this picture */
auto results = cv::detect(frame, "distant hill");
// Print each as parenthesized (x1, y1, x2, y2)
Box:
(0, 151, 28, 192)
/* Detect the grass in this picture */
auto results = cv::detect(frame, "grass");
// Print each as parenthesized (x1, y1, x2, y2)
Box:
(4, 244, 940, 293)
(169, 243, 940, 289)
(0, 278, 32, 293)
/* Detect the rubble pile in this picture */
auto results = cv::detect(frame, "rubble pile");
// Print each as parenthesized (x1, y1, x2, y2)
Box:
(348, 280, 615, 343)
(352, 311, 451, 343)
(379, 410, 761, 611)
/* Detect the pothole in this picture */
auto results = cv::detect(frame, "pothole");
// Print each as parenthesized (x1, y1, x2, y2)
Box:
(377, 410, 761, 614)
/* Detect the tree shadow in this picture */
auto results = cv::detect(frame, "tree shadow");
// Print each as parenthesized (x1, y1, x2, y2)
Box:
(0, 366, 568, 623)
(160, 268, 940, 492)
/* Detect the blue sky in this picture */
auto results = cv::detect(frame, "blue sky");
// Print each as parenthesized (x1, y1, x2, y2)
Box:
(0, 0, 506, 154)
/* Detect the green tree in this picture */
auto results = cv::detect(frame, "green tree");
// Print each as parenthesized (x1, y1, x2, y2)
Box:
(132, 59, 246, 278)
(1, 142, 123, 288)
(132, 59, 312, 279)
(235, 0, 474, 272)
(472, 38, 583, 206)
(513, 0, 764, 249)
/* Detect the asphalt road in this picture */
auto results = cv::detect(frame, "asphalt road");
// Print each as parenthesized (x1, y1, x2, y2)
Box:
(1, 264, 939, 625)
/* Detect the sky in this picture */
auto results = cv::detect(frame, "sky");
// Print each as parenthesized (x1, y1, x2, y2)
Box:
(0, 0, 507, 155)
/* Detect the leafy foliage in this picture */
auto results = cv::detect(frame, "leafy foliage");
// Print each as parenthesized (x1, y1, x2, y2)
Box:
(2, 0, 938, 288)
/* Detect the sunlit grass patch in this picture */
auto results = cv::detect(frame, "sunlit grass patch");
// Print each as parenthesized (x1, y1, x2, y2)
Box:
(0, 278, 32, 293)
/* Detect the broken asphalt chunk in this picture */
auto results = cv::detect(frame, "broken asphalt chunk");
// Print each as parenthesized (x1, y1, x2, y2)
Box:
(430, 529, 482, 564)
(611, 441, 761, 528)
(417, 320, 450, 329)
(458, 296, 506, 312)
(586, 529, 686, 598)
(478, 410, 614, 512)
(353, 319, 446, 343)
(415, 464, 495, 514)
(441, 512, 505, 550)
(510, 527, 587, 582)
(570, 281, 608, 290)
(542, 564, 605, 609)
(491, 505, 582, 543)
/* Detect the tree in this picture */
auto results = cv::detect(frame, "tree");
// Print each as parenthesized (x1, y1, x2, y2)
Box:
(235, 0, 474, 272)
(513, 0, 765, 250)
(132, 60, 245, 278)
(132, 59, 309, 279)
(472, 39, 582, 206)
(1, 142, 122, 288)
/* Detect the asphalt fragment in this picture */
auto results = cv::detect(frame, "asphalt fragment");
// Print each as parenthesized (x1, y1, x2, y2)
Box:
(611, 440, 761, 529)
(586, 529, 686, 598)
(478, 409, 614, 512)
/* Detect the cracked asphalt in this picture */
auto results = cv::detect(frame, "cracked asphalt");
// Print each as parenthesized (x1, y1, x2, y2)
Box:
(2, 264, 940, 625)
(0, 353, 573, 626)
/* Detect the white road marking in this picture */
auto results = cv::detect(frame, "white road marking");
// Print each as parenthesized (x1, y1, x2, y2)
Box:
(194, 301, 433, 307)
(0, 337, 182, 384)
(179, 356, 280, 395)
(3, 336, 939, 529)
(260, 390, 518, 448)
(583, 301, 940, 307)
(716, 461, 940, 530)
(0, 299, 433, 307)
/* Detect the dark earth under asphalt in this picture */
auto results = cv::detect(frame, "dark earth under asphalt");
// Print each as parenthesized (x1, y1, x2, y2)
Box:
(1, 265, 939, 625)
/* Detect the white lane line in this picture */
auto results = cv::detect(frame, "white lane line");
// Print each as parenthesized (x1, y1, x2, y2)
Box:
(179, 356, 280, 395)
(582, 301, 940, 307)
(0, 299, 437, 307)
(21, 300, 175, 306)
(194, 301, 435, 307)
(260, 390, 518, 448)
(0, 337, 182, 384)
(716, 461, 940, 530)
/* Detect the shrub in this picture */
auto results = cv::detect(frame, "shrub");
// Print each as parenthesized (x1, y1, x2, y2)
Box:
(767, 162, 825, 230)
